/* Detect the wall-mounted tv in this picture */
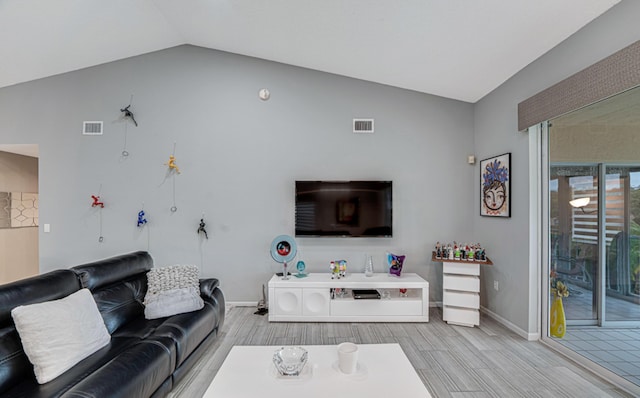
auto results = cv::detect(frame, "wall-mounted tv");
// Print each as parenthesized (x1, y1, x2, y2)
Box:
(295, 181, 392, 237)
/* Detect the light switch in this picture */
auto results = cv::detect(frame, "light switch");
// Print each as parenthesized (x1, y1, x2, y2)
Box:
(44, 224, 50, 233)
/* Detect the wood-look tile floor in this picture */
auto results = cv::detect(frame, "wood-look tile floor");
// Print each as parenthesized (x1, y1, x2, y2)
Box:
(168, 306, 634, 397)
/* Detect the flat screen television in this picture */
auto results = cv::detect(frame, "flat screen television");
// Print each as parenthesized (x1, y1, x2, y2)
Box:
(295, 181, 392, 237)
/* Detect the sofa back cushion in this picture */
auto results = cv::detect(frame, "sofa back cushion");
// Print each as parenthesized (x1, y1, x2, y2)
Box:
(73, 251, 153, 291)
(11, 289, 111, 384)
(144, 264, 204, 319)
(0, 270, 80, 394)
(72, 252, 153, 334)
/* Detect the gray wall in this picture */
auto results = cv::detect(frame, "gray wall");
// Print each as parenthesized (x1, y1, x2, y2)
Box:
(4, 0, 635, 332)
(0, 45, 474, 303)
(473, 0, 639, 334)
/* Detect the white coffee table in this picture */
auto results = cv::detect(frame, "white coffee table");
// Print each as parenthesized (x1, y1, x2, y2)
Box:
(203, 343, 431, 398)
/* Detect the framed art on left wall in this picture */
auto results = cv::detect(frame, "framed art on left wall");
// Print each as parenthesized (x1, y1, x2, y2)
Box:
(480, 153, 510, 217)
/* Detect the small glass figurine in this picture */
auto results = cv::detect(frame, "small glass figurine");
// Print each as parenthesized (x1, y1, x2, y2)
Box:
(364, 255, 374, 277)
(296, 260, 307, 277)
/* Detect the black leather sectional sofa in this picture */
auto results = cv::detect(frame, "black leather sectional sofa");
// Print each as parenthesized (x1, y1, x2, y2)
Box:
(0, 251, 225, 398)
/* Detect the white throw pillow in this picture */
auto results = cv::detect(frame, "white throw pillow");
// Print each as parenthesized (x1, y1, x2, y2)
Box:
(11, 289, 111, 384)
(144, 264, 204, 319)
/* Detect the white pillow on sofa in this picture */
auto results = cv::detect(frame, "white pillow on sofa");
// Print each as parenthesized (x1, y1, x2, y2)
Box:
(144, 264, 204, 319)
(11, 288, 111, 384)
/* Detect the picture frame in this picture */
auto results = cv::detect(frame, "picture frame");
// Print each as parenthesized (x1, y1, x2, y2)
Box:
(480, 153, 511, 217)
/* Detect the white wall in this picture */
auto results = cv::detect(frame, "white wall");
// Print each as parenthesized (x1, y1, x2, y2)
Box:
(474, 0, 639, 334)
(0, 45, 474, 302)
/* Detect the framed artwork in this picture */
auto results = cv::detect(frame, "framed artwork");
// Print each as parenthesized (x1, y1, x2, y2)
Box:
(0, 192, 39, 228)
(480, 153, 510, 217)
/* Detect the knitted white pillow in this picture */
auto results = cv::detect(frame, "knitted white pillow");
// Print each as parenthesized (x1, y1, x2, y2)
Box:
(144, 264, 204, 319)
(11, 289, 111, 384)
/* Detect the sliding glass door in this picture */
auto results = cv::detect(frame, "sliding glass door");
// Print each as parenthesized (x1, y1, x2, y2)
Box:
(549, 164, 640, 325)
(548, 86, 640, 328)
(549, 165, 599, 323)
(604, 166, 640, 323)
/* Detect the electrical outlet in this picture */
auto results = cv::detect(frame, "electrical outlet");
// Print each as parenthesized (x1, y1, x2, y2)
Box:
(493, 280, 499, 291)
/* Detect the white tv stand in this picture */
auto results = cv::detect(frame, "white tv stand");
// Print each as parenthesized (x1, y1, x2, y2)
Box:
(268, 273, 429, 322)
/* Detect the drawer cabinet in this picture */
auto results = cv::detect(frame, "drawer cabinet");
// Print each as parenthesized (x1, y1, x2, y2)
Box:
(434, 253, 492, 328)
(443, 290, 479, 308)
(272, 288, 302, 316)
(443, 274, 479, 292)
(443, 306, 480, 327)
(302, 288, 330, 316)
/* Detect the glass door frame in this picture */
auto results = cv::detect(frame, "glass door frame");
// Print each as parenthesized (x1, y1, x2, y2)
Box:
(540, 122, 640, 329)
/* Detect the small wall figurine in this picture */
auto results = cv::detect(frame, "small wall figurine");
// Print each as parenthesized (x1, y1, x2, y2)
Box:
(197, 218, 208, 239)
(137, 210, 147, 227)
(120, 104, 138, 126)
(165, 155, 180, 174)
(91, 195, 104, 208)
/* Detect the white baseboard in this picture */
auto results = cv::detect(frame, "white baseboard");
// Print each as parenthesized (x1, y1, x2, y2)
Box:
(230, 301, 441, 308)
(227, 301, 257, 307)
(481, 306, 539, 341)
(229, 301, 538, 341)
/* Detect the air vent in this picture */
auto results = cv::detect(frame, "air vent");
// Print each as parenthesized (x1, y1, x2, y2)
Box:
(353, 118, 374, 133)
(83, 121, 103, 135)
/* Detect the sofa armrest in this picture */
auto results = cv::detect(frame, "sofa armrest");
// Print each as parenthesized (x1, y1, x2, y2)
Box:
(199, 278, 220, 298)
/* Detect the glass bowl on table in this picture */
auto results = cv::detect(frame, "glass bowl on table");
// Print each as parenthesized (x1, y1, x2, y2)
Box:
(273, 346, 308, 376)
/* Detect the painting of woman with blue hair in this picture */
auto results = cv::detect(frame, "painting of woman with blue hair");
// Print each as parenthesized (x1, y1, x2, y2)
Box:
(480, 153, 510, 217)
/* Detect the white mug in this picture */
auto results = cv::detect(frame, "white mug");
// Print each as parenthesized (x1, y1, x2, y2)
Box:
(337, 342, 358, 374)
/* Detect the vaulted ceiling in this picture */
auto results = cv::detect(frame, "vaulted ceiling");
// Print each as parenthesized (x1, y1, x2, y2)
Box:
(0, 0, 620, 103)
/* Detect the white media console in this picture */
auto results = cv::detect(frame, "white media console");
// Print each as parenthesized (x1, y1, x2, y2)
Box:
(268, 273, 429, 322)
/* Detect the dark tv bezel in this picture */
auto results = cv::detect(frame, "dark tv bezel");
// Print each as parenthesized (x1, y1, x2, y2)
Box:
(294, 180, 392, 238)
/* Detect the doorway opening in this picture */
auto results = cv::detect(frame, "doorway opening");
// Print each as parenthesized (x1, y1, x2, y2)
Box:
(0, 145, 39, 284)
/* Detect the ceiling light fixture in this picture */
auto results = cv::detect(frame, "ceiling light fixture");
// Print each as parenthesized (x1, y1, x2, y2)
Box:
(569, 197, 596, 213)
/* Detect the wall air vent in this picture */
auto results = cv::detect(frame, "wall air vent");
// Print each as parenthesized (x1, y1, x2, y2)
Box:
(83, 121, 103, 135)
(353, 118, 374, 133)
